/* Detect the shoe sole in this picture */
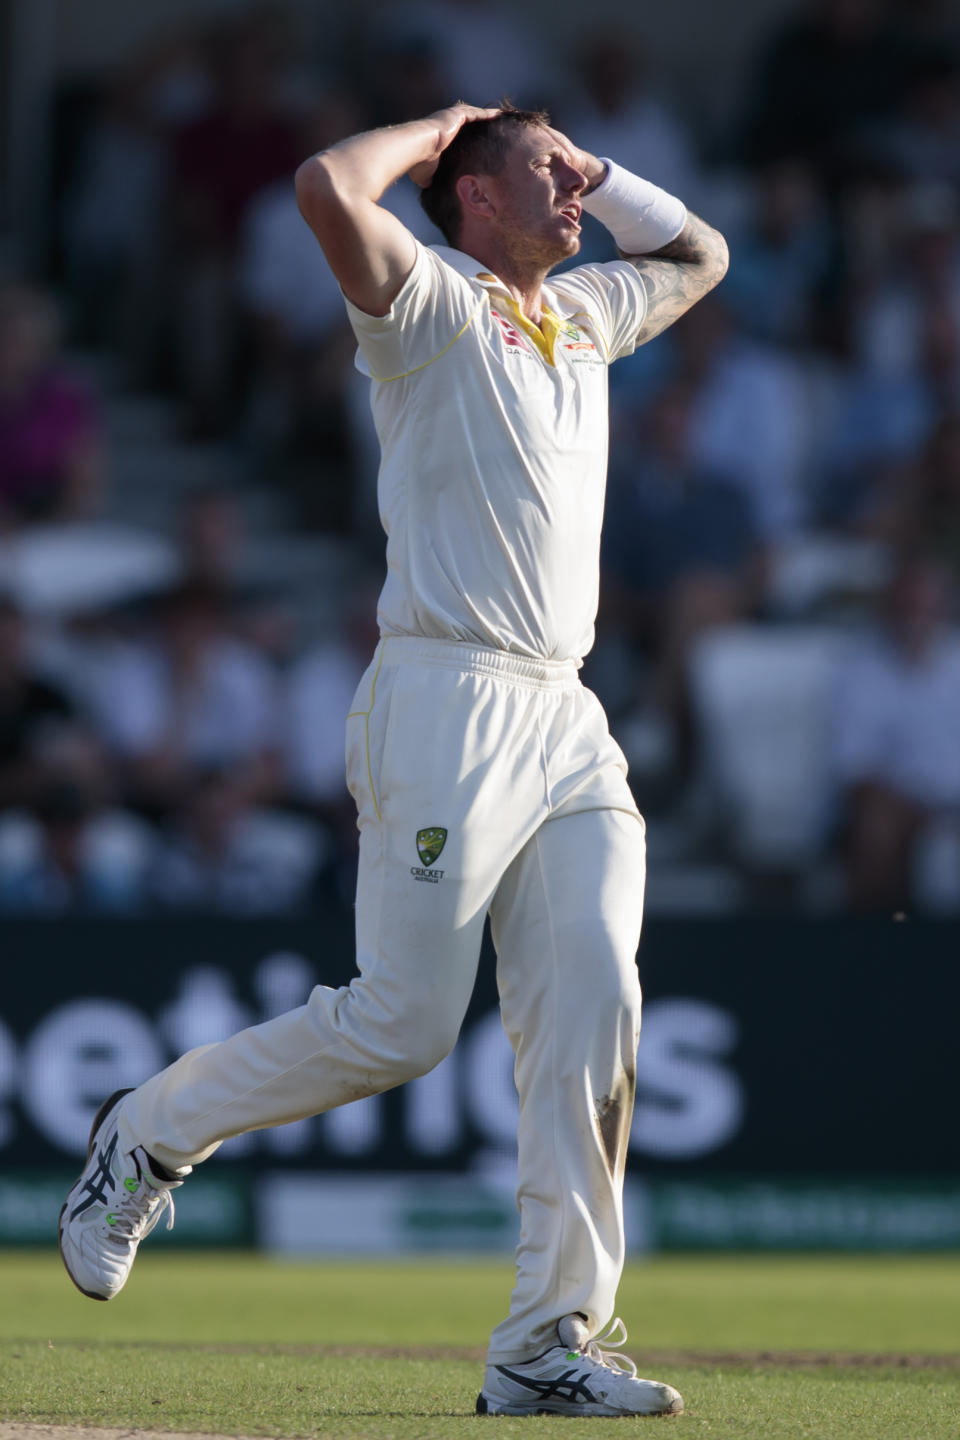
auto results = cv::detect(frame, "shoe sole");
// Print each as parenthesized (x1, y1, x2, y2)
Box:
(476, 1392, 684, 1417)
(58, 1088, 135, 1301)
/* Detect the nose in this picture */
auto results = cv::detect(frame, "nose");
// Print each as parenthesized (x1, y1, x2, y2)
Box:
(561, 160, 587, 196)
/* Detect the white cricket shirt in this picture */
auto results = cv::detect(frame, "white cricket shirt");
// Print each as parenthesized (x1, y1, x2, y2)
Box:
(345, 242, 648, 662)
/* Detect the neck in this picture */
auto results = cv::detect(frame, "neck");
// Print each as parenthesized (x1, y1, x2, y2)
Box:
(456, 231, 554, 323)
(502, 273, 547, 324)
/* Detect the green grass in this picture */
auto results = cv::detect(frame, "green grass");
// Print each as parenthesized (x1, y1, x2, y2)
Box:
(1, 1251, 959, 1439)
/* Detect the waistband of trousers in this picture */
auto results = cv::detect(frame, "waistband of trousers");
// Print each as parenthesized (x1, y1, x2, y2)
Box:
(378, 635, 581, 690)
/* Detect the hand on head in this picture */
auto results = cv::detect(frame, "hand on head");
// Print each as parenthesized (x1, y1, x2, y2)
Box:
(408, 103, 502, 187)
(540, 124, 605, 193)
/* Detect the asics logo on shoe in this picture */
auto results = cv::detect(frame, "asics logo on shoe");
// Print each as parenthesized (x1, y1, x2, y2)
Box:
(70, 1132, 120, 1219)
(58, 1087, 182, 1304)
(495, 1365, 597, 1405)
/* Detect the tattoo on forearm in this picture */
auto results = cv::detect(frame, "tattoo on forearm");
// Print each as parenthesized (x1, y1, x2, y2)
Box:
(621, 212, 729, 343)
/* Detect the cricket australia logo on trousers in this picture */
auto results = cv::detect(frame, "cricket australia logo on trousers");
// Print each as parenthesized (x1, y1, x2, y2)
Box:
(412, 827, 447, 883)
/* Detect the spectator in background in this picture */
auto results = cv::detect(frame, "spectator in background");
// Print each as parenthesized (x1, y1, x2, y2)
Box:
(239, 92, 445, 456)
(240, 94, 363, 368)
(566, 28, 700, 218)
(0, 285, 102, 529)
(623, 296, 811, 546)
(175, 487, 294, 660)
(63, 58, 170, 355)
(739, 0, 907, 181)
(151, 765, 325, 913)
(283, 581, 380, 818)
(177, 486, 242, 592)
(0, 594, 79, 809)
(723, 159, 833, 347)
(0, 728, 154, 912)
(600, 382, 762, 764)
(170, 15, 300, 436)
(284, 636, 366, 815)
(866, 52, 960, 187)
(853, 181, 960, 393)
(63, 19, 214, 383)
(825, 181, 960, 522)
(134, 22, 213, 128)
(238, 94, 366, 525)
(361, 29, 451, 129)
(88, 581, 281, 819)
(172, 16, 301, 261)
(240, 89, 447, 528)
(833, 557, 960, 910)
(376, 0, 556, 116)
(873, 414, 960, 578)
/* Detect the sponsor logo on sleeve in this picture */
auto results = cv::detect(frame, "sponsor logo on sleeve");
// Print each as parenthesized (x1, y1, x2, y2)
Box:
(560, 320, 601, 363)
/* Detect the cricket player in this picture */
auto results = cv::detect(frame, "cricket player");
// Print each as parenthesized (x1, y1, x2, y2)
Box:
(59, 102, 727, 1418)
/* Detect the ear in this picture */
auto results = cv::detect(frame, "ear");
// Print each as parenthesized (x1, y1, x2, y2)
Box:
(455, 172, 496, 223)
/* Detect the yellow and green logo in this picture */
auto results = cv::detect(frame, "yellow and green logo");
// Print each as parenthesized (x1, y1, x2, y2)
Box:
(416, 828, 447, 866)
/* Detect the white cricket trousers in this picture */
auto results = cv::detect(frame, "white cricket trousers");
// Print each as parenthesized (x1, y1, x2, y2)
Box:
(120, 637, 646, 1364)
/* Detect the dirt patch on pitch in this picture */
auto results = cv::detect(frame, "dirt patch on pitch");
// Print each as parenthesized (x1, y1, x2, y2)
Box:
(640, 1348, 960, 1370)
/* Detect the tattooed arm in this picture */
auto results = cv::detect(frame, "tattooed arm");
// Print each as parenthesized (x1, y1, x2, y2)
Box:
(624, 212, 729, 344)
(538, 125, 729, 341)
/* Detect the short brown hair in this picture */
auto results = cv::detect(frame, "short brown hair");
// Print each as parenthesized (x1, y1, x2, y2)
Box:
(420, 103, 551, 245)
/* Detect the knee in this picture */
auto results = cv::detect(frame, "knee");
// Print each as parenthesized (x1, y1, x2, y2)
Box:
(344, 986, 461, 1085)
(565, 916, 643, 1014)
(388, 1025, 458, 1085)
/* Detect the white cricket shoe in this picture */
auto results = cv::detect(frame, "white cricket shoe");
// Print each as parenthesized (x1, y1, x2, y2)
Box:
(477, 1315, 683, 1417)
(58, 1088, 181, 1301)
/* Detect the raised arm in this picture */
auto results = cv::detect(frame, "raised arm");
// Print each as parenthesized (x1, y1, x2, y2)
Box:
(624, 213, 729, 345)
(544, 124, 729, 345)
(295, 103, 498, 317)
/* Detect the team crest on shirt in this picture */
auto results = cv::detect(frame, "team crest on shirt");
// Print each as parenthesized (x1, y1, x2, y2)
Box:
(412, 827, 447, 882)
(560, 320, 600, 362)
(416, 827, 447, 865)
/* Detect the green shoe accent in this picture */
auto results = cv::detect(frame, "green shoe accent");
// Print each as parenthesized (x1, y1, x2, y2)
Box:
(566, 1352, 579, 1361)
(106, 1213, 117, 1225)
(124, 1177, 139, 1193)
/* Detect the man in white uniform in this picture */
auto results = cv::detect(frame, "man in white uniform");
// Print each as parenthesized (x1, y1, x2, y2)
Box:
(59, 102, 727, 1418)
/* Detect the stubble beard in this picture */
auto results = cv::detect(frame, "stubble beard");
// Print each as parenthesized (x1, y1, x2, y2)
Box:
(501, 217, 580, 278)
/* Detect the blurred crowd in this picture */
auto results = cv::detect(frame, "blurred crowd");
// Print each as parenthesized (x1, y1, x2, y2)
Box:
(3, 0, 960, 915)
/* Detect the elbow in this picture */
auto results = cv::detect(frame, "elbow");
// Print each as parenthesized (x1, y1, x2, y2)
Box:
(295, 152, 332, 195)
(711, 230, 730, 288)
(294, 151, 340, 222)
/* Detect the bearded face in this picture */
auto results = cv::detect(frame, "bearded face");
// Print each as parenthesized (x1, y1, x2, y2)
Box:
(473, 128, 586, 271)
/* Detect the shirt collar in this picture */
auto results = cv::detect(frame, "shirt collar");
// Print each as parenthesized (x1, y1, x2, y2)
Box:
(430, 245, 508, 288)
(430, 246, 575, 367)
(430, 243, 565, 314)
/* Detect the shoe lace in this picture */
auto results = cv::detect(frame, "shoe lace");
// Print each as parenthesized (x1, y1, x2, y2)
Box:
(105, 1183, 176, 1245)
(581, 1317, 638, 1380)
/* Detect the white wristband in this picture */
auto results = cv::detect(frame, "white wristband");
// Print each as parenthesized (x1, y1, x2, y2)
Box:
(580, 159, 687, 255)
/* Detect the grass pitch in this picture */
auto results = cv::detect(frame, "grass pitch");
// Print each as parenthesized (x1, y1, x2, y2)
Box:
(1, 1251, 959, 1439)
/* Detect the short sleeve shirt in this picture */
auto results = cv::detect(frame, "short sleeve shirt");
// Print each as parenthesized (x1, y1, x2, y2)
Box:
(345, 243, 648, 662)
